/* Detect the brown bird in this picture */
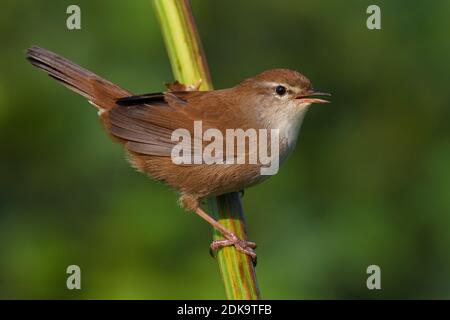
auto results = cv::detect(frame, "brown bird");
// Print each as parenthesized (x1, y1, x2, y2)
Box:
(26, 46, 330, 261)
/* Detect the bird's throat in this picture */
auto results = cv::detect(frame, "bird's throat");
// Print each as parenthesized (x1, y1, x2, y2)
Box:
(274, 104, 310, 164)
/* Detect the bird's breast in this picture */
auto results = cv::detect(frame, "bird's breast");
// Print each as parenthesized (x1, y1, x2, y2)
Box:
(271, 105, 310, 164)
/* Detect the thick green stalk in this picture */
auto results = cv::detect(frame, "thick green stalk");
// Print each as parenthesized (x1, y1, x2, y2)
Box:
(152, 0, 260, 299)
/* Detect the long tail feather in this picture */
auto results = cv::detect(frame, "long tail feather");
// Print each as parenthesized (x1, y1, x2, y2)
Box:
(26, 46, 131, 111)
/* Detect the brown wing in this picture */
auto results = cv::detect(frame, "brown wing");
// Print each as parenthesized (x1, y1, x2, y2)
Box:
(105, 89, 252, 157)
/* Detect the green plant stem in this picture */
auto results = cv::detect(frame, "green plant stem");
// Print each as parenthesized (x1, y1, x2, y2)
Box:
(153, 0, 260, 300)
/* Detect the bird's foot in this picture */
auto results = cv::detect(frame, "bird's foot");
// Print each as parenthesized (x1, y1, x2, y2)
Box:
(210, 236, 257, 265)
(165, 79, 202, 92)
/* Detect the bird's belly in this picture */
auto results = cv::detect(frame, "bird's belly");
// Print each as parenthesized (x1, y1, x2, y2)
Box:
(131, 153, 263, 198)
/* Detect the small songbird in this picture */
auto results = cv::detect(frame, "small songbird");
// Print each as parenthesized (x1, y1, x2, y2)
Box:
(26, 46, 330, 261)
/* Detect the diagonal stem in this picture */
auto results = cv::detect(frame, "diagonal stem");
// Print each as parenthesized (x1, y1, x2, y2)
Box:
(152, 0, 260, 299)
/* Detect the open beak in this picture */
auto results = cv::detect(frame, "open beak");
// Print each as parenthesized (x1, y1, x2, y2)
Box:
(295, 90, 331, 104)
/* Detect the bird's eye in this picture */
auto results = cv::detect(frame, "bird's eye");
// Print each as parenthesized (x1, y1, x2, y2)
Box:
(275, 85, 287, 96)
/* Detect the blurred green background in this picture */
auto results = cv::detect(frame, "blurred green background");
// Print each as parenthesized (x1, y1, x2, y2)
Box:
(1, 0, 449, 299)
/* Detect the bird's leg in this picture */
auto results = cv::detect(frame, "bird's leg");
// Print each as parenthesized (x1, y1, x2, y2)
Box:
(180, 195, 257, 262)
(195, 206, 257, 261)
